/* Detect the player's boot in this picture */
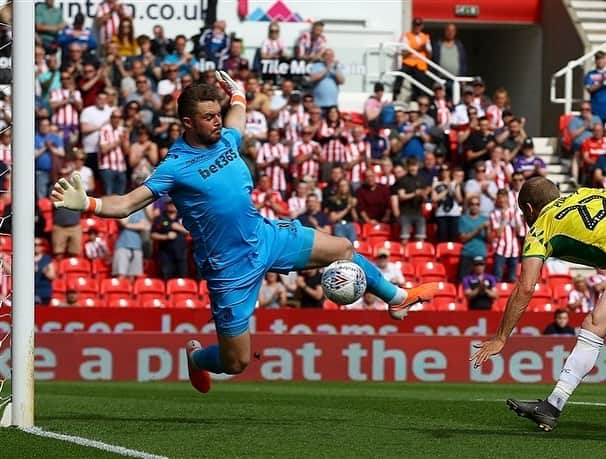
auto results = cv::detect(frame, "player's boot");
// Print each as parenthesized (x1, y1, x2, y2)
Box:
(506, 399, 560, 432)
(389, 282, 440, 320)
(185, 339, 211, 393)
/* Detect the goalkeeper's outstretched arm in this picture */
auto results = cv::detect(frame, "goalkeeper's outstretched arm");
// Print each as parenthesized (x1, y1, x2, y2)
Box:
(51, 172, 155, 218)
(216, 70, 246, 135)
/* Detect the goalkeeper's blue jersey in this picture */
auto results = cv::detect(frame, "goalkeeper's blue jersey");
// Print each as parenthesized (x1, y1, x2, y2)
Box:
(143, 128, 263, 274)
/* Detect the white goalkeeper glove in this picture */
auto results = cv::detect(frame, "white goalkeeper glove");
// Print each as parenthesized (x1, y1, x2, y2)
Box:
(51, 172, 102, 214)
(215, 70, 246, 108)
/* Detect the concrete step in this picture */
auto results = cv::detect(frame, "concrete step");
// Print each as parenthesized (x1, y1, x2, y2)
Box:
(547, 163, 569, 174)
(571, 0, 606, 9)
(587, 33, 606, 42)
(581, 21, 606, 31)
(577, 10, 606, 19)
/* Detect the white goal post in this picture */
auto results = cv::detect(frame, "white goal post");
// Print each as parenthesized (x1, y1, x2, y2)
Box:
(1, 0, 35, 428)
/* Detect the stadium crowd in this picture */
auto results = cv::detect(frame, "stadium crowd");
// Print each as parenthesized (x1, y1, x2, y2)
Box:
(2, 1, 604, 315)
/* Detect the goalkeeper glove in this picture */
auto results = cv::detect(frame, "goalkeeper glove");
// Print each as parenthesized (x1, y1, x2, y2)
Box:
(51, 172, 102, 214)
(216, 70, 246, 108)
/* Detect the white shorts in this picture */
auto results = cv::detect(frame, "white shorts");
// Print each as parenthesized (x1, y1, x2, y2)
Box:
(112, 248, 143, 277)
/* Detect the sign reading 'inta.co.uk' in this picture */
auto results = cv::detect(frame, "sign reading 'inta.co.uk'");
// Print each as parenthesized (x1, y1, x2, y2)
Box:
(1, 333, 597, 384)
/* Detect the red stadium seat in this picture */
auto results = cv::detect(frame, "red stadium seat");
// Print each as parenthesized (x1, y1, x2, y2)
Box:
(100, 277, 132, 296)
(199, 280, 209, 296)
(140, 295, 169, 308)
(80, 295, 104, 307)
(494, 282, 515, 311)
(323, 299, 340, 310)
(171, 293, 203, 308)
(362, 222, 391, 239)
(66, 276, 98, 294)
(396, 262, 416, 282)
(38, 197, 54, 233)
(372, 240, 405, 261)
(59, 257, 91, 277)
(52, 278, 66, 294)
(80, 217, 109, 234)
(353, 240, 373, 258)
(433, 281, 457, 303)
(553, 283, 574, 308)
(134, 277, 165, 296)
(559, 113, 575, 152)
(0, 235, 11, 252)
(548, 273, 573, 290)
(405, 241, 435, 264)
(106, 295, 139, 308)
(416, 262, 447, 283)
(436, 242, 462, 282)
(408, 301, 436, 312)
(49, 296, 65, 307)
(528, 300, 557, 312)
(166, 278, 198, 296)
(434, 299, 466, 311)
(532, 283, 552, 301)
(352, 222, 362, 240)
(92, 259, 111, 280)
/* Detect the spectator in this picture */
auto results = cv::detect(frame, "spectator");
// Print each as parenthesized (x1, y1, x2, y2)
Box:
(395, 17, 432, 100)
(257, 129, 289, 198)
(587, 268, 606, 303)
(366, 124, 390, 165)
(125, 72, 162, 113)
(50, 72, 83, 150)
(251, 174, 287, 219)
(111, 17, 138, 57)
(151, 24, 173, 59)
(276, 91, 305, 143)
(568, 275, 594, 313)
(374, 247, 405, 287)
(432, 164, 463, 242)
(356, 168, 392, 224)
(451, 86, 484, 126)
(321, 165, 346, 209)
(417, 94, 436, 129)
(157, 64, 182, 97)
(219, 37, 249, 77)
(343, 292, 387, 310)
(364, 82, 389, 127)
(38, 54, 61, 114)
(103, 41, 131, 89)
(70, 148, 95, 193)
(378, 158, 397, 186)
(57, 12, 97, 57)
(486, 87, 510, 130)
(543, 309, 576, 336)
(296, 21, 326, 61)
(95, 0, 130, 46)
(345, 126, 371, 189)
(260, 21, 285, 59)
(34, 237, 56, 305)
(35, 0, 66, 52)
(152, 95, 179, 141)
(298, 194, 331, 233)
(464, 116, 495, 172)
(56, 285, 80, 307)
(244, 92, 268, 142)
(432, 82, 451, 130)
(163, 34, 199, 80)
(0, 129, 11, 167)
(432, 23, 467, 77)
(134, 35, 160, 82)
(490, 189, 523, 282)
(462, 256, 497, 310)
(568, 101, 602, 182)
(157, 121, 182, 159)
(270, 79, 294, 116)
(584, 51, 606, 123)
(514, 138, 547, 179)
(508, 171, 527, 246)
(35, 117, 65, 199)
(310, 49, 345, 112)
(246, 75, 271, 118)
(128, 126, 158, 183)
(396, 102, 431, 162)
(288, 181, 309, 219)
(471, 77, 490, 111)
(485, 145, 513, 190)
(464, 163, 497, 217)
(150, 199, 188, 280)
(99, 107, 129, 195)
(495, 117, 527, 158)
(296, 269, 324, 308)
(582, 123, 606, 184)
(258, 272, 287, 309)
(52, 167, 82, 260)
(122, 100, 145, 133)
(198, 20, 229, 65)
(457, 197, 489, 281)
(391, 157, 428, 242)
(418, 150, 439, 186)
(77, 62, 110, 108)
(83, 226, 111, 262)
(112, 208, 148, 279)
(292, 128, 322, 181)
(60, 41, 86, 78)
(327, 178, 359, 242)
(318, 106, 348, 180)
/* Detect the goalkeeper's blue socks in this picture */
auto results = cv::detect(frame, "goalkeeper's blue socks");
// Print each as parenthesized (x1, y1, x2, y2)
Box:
(191, 344, 224, 374)
(352, 252, 406, 305)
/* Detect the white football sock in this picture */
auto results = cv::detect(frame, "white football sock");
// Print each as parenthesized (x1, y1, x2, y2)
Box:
(389, 287, 407, 306)
(547, 328, 603, 411)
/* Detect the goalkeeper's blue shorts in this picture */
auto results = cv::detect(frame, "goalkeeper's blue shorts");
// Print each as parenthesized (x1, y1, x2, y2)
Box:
(206, 218, 315, 337)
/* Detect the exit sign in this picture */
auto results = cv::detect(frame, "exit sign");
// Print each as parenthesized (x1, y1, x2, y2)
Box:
(455, 5, 480, 17)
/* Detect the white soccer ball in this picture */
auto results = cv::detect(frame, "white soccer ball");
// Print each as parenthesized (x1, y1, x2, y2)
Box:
(321, 260, 367, 305)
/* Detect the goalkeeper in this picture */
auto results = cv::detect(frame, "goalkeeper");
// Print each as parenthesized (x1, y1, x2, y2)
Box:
(51, 72, 438, 392)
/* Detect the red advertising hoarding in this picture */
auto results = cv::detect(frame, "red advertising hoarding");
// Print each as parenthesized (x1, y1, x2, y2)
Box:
(18, 308, 582, 336)
(414, 0, 542, 24)
(3, 333, 598, 383)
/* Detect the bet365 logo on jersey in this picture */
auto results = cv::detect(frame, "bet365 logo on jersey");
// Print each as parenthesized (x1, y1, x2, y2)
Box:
(198, 150, 238, 179)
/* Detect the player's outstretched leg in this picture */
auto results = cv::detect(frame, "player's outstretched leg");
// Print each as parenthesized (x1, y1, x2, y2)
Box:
(507, 298, 606, 431)
(304, 230, 439, 318)
(186, 340, 214, 393)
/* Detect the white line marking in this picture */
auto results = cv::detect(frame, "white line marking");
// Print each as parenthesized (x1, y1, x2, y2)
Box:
(21, 427, 168, 459)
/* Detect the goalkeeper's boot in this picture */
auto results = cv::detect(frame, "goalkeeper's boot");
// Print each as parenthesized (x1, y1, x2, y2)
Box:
(186, 340, 211, 393)
(506, 399, 560, 432)
(389, 282, 440, 320)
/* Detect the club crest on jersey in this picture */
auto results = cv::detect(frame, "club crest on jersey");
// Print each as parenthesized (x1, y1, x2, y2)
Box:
(197, 150, 238, 179)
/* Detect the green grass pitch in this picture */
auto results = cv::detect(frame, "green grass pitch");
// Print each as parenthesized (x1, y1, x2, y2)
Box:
(1, 381, 605, 458)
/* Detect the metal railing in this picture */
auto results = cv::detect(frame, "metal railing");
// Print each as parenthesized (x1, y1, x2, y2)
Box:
(376, 41, 475, 104)
(551, 43, 606, 113)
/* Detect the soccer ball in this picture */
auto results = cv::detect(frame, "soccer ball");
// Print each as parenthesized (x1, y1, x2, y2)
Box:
(321, 260, 366, 305)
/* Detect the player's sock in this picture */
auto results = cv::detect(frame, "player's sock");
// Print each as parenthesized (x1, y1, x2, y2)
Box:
(352, 252, 406, 305)
(547, 328, 603, 411)
(191, 344, 224, 374)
